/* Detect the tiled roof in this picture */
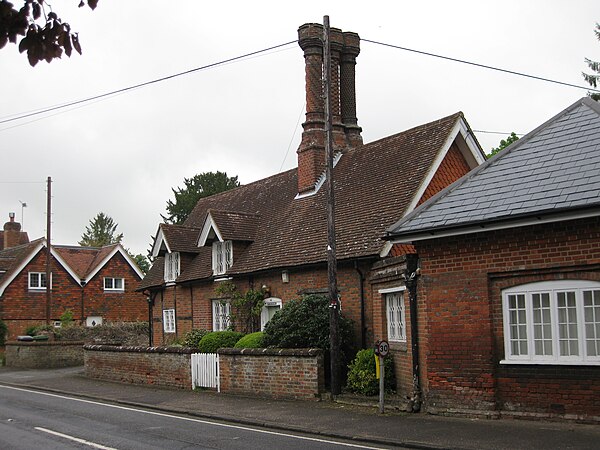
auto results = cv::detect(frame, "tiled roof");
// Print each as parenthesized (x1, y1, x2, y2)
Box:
(386, 97, 600, 240)
(0, 238, 43, 285)
(208, 209, 259, 242)
(159, 224, 202, 253)
(140, 111, 472, 289)
(54, 244, 121, 279)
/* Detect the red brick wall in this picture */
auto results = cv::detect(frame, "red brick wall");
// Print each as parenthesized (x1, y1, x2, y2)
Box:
(415, 216, 600, 418)
(152, 260, 374, 348)
(84, 345, 193, 389)
(1, 250, 147, 340)
(218, 348, 324, 400)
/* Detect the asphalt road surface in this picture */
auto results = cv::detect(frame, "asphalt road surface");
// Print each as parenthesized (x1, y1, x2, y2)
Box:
(0, 385, 390, 450)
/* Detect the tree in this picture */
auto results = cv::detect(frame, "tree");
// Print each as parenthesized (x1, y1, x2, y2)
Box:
(488, 132, 519, 157)
(79, 212, 122, 247)
(0, 0, 98, 66)
(130, 252, 150, 275)
(163, 171, 240, 224)
(583, 22, 600, 101)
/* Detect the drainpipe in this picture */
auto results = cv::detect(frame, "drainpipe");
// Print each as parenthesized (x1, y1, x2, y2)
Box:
(354, 260, 366, 349)
(405, 254, 421, 412)
(143, 290, 154, 346)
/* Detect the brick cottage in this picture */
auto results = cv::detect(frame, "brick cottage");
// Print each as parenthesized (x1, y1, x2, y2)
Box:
(0, 217, 147, 339)
(385, 97, 600, 420)
(138, 22, 485, 355)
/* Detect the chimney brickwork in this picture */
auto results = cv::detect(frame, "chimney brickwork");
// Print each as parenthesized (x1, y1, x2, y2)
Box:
(297, 23, 362, 195)
(3, 212, 21, 250)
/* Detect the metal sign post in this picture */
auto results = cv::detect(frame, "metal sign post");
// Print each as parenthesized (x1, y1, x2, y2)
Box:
(375, 340, 389, 414)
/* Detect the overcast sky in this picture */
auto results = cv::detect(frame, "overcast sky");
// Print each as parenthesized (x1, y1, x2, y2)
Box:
(1, 1, 598, 256)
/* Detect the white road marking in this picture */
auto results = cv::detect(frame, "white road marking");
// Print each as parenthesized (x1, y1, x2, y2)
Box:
(35, 426, 118, 450)
(1, 385, 384, 449)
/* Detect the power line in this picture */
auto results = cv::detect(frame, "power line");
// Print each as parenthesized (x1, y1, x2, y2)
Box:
(473, 130, 525, 136)
(362, 38, 600, 93)
(0, 40, 298, 126)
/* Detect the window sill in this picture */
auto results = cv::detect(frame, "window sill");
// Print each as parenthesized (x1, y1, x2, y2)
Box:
(389, 341, 408, 352)
(104, 289, 125, 293)
(499, 359, 600, 366)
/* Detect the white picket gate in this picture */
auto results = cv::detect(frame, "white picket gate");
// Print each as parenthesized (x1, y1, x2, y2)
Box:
(191, 353, 220, 391)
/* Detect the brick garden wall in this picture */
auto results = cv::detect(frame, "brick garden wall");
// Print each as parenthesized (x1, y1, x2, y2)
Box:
(84, 345, 194, 389)
(5, 341, 84, 368)
(415, 216, 600, 419)
(218, 348, 324, 400)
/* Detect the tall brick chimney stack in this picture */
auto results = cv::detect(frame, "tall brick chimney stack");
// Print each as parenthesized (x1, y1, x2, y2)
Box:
(296, 23, 362, 195)
(3, 212, 21, 250)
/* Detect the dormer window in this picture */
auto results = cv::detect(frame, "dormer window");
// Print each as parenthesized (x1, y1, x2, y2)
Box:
(212, 241, 232, 275)
(164, 252, 180, 282)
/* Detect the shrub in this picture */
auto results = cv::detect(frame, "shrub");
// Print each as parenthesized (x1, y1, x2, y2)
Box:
(262, 294, 355, 384)
(25, 324, 56, 337)
(0, 319, 7, 346)
(346, 348, 396, 396)
(59, 309, 74, 327)
(182, 329, 210, 348)
(197, 331, 245, 353)
(234, 331, 264, 348)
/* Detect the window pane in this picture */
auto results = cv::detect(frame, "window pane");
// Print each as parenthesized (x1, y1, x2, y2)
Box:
(114, 278, 123, 289)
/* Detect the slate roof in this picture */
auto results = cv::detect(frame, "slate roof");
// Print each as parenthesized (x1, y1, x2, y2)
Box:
(386, 97, 600, 241)
(140, 111, 481, 290)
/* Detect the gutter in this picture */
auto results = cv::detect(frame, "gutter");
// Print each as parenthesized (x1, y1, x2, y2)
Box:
(354, 260, 366, 349)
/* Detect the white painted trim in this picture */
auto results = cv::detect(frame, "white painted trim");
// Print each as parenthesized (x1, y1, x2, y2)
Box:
(151, 226, 171, 258)
(388, 208, 600, 244)
(85, 244, 144, 282)
(294, 152, 343, 200)
(379, 241, 393, 258)
(404, 118, 485, 216)
(103, 277, 125, 291)
(500, 359, 600, 366)
(378, 286, 406, 294)
(198, 212, 224, 247)
(0, 240, 81, 296)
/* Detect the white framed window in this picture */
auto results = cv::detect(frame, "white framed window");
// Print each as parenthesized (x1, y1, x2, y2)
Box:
(104, 277, 124, 291)
(164, 252, 180, 282)
(381, 287, 406, 342)
(29, 272, 51, 290)
(261, 297, 282, 330)
(212, 241, 233, 275)
(502, 280, 600, 365)
(212, 300, 231, 331)
(163, 309, 176, 333)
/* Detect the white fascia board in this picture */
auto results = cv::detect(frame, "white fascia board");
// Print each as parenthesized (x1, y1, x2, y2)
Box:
(198, 212, 223, 247)
(0, 240, 82, 296)
(0, 240, 45, 296)
(404, 118, 485, 217)
(388, 208, 600, 245)
(378, 286, 406, 294)
(151, 226, 171, 258)
(50, 246, 83, 285)
(85, 244, 144, 283)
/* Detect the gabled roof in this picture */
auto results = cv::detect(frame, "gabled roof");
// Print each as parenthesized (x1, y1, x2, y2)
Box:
(0, 240, 143, 296)
(140, 111, 483, 290)
(151, 223, 202, 257)
(198, 209, 260, 246)
(386, 97, 600, 243)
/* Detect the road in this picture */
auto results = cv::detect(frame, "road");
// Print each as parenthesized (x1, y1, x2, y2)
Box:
(0, 385, 390, 450)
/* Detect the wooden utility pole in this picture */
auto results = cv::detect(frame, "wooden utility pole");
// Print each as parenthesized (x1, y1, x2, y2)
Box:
(323, 15, 341, 396)
(45, 176, 52, 324)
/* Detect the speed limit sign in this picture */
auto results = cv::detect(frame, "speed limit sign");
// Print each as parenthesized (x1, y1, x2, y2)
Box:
(377, 340, 389, 357)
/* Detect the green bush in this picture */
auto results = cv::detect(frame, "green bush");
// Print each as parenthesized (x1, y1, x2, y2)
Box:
(197, 331, 245, 353)
(0, 319, 7, 346)
(346, 348, 395, 396)
(59, 309, 74, 327)
(25, 324, 55, 337)
(262, 294, 355, 384)
(182, 329, 210, 348)
(234, 331, 264, 348)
